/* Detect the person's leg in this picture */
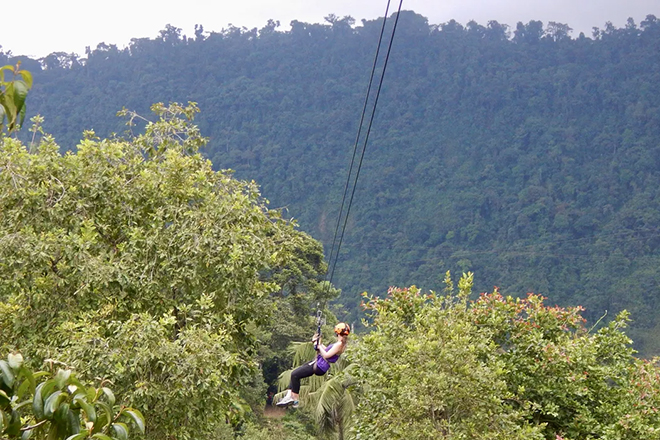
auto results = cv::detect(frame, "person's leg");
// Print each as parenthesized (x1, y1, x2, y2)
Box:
(290, 363, 315, 399)
(277, 363, 315, 407)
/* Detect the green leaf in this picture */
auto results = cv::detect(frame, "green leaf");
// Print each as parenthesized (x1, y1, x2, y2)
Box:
(17, 377, 31, 400)
(33, 382, 46, 419)
(55, 402, 71, 427)
(41, 379, 60, 402)
(91, 434, 114, 440)
(92, 413, 107, 435)
(65, 432, 89, 440)
(54, 369, 72, 390)
(21, 427, 34, 440)
(12, 80, 28, 114)
(7, 353, 23, 369)
(100, 388, 115, 406)
(6, 409, 21, 436)
(122, 409, 145, 434)
(2, 82, 17, 123)
(18, 70, 33, 89)
(67, 408, 81, 436)
(47, 423, 58, 440)
(1, 409, 12, 434)
(19, 103, 26, 129)
(0, 389, 10, 406)
(111, 423, 128, 440)
(0, 360, 15, 388)
(73, 395, 96, 422)
(0, 65, 14, 82)
(18, 366, 36, 397)
(86, 387, 96, 403)
(44, 390, 66, 419)
(67, 377, 86, 396)
(94, 402, 112, 429)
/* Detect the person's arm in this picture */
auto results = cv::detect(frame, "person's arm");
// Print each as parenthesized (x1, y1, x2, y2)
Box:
(318, 341, 343, 359)
(312, 334, 326, 352)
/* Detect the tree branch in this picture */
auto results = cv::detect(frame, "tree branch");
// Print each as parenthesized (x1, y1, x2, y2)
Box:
(21, 419, 48, 431)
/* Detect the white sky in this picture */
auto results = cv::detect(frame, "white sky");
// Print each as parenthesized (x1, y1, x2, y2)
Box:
(1, 0, 658, 58)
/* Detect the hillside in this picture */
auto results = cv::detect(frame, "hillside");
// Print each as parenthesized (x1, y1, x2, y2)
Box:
(3, 11, 660, 354)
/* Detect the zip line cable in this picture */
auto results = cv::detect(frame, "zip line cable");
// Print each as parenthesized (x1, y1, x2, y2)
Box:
(328, 0, 404, 287)
(325, 0, 393, 276)
(315, 0, 403, 323)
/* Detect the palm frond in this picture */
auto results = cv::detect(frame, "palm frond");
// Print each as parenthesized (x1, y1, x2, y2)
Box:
(289, 341, 317, 367)
(334, 356, 351, 372)
(307, 376, 352, 435)
(315, 377, 346, 416)
(341, 385, 356, 421)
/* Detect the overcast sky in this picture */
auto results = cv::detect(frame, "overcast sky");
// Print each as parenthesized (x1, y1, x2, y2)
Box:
(1, 0, 658, 58)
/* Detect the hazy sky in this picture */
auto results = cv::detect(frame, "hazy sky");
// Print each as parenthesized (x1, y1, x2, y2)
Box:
(1, 0, 658, 58)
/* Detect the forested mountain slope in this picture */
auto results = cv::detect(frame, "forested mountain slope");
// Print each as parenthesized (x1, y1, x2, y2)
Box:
(3, 11, 660, 353)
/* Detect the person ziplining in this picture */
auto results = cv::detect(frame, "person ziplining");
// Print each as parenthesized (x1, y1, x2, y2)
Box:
(275, 0, 402, 412)
(276, 322, 351, 408)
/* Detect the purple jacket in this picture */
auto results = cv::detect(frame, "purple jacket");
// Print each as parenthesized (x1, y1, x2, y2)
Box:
(315, 343, 340, 374)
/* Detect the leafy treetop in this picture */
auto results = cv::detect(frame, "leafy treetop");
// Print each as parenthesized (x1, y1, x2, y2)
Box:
(0, 352, 145, 440)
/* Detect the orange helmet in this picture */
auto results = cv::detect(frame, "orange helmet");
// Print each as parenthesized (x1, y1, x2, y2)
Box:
(334, 322, 351, 336)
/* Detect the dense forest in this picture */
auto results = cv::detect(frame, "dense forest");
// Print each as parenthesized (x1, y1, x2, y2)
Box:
(3, 13, 660, 438)
(2, 12, 660, 356)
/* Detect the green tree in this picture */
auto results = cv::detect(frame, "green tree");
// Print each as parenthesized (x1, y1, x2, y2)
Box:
(351, 274, 542, 439)
(471, 288, 660, 439)
(351, 273, 660, 439)
(0, 102, 331, 439)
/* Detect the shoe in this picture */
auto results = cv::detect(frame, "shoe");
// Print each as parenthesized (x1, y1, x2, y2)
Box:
(276, 391, 294, 407)
(292, 400, 299, 408)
